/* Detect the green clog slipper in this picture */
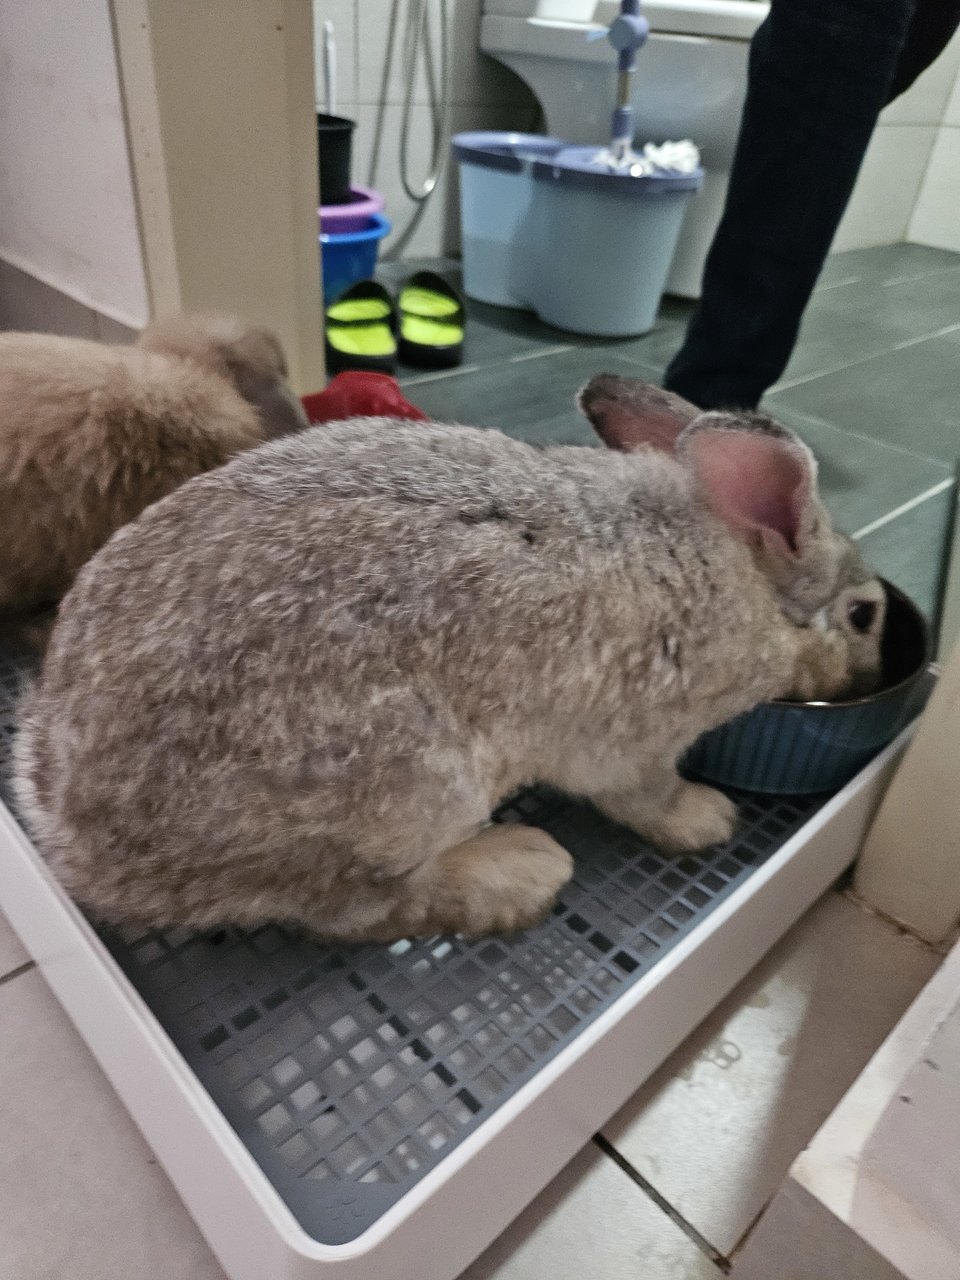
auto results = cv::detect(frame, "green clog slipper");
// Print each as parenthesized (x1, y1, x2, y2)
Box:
(397, 271, 465, 369)
(325, 280, 398, 375)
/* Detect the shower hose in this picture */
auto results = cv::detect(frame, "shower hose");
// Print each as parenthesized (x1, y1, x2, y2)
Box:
(398, 0, 451, 203)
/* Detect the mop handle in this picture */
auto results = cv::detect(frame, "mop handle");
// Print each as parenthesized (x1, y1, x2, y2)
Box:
(323, 19, 337, 117)
(607, 0, 649, 147)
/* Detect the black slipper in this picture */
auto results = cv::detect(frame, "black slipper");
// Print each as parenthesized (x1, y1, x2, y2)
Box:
(397, 271, 465, 369)
(325, 280, 398, 375)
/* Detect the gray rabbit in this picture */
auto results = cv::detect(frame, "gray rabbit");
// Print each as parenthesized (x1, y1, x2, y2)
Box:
(13, 375, 886, 942)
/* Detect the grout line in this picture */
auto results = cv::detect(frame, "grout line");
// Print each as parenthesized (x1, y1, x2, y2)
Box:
(766, 400, 947, 469)
(400, 363, 482, 388)
(0, 960, 37, 988)
(769, 320, 960, 395)
(840, 887, 952, 956)
(610, 351, 668, 378)
(403, 343, 577, 387)
(814, 275, 862, 292)
(729, 1200, 776, 1265)
(851, 477, 955, 541)
(508, 344, 572, 364)
(592, 1133, 730, 1273)
(882, 262, 960, 288)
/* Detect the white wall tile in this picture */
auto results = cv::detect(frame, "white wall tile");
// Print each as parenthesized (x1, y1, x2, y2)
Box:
(832, 125, 937, 253)
(352, 99, 538, 259)
(313, 0, 357, 110)
(356, 0, 534, 107)
(882, 26, 960, 127)
(908, 126, 960, 252)
(335, 0, 545, 260)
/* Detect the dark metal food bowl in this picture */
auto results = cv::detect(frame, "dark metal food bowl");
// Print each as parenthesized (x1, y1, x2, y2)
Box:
(682, 580, 931, 796)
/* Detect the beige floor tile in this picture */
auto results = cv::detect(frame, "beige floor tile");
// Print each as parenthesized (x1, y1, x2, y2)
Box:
(0, 968, 227, 1280)
(602, 891, 940, 1258)
(460, 1143, 721, 1280)
(0, 909, 28, 978)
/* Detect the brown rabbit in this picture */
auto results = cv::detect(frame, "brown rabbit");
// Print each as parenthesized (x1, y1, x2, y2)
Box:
(0, 313, 308, 646)
(14, 376, 885, 942)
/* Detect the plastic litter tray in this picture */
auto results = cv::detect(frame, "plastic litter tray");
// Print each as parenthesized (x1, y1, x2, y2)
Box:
(0, 645, 919, 1280)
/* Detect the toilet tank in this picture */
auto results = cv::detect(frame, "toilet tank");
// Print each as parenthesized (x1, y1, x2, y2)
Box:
(484, 1, 767, 40)
(484, 1, 600, 16)
(480, 1, 767, 164)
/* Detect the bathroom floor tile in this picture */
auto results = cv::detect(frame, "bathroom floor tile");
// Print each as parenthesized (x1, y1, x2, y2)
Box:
(767, 331, 960, 464)
(0, 909, 28, 980)
(777, 261, 960, 389)
(0, 968, 227, 1280)
(815, 242, 960, 288)
(384, 262, 684, 376)
(584, 322, 686, 377)
(762, 402, 952, 538)
(459, 1142, 721, 1280)
(383, 260, 570, 372)
(855, 485, 955, 621)
(400, 347, 662, 446)
(601, 892, 939, 1259)
(400, 340, 950, 544)
(430, 297, 575, 372)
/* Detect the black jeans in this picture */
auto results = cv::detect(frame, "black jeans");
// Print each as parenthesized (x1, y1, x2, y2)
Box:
(664, 0, 960, 411)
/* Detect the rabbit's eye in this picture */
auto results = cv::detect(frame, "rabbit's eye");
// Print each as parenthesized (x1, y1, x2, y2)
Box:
(848, 600, 877, 633)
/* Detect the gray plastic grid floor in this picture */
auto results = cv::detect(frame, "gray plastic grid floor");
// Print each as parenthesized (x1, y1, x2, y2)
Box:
(0, 649, 829, 1244)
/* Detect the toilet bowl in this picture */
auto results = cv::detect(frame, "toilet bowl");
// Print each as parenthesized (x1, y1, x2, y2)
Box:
(480, 0, 768, 298)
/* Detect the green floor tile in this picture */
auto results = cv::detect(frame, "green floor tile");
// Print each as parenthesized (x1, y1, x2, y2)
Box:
(401, 348, 663, 447)
(767, 403, 952, 536)
(768, 331, 960, 464)
(856, 487, 955, 623)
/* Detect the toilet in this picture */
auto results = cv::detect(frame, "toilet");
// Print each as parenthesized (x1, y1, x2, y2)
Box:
(480, 0, 768, 298)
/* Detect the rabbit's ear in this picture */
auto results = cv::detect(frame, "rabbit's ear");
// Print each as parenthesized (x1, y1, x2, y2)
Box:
(681, 415, 817, 556)
(578, 375, 700, 454)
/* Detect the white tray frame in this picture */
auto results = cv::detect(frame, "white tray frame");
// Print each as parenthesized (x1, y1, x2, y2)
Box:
(0, 730, 912, 1280)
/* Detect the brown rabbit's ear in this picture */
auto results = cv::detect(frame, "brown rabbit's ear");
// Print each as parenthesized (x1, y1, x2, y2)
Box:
(577, 374, 700, 453)
(680, 414, 817, 556)
(214, 324, 309, 439)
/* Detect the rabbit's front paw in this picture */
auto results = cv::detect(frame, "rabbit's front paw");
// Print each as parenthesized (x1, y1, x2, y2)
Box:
(649, 781, 737, 853)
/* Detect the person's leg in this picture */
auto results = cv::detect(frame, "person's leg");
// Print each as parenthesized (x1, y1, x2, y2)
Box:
(890, 0, 960, 99)
(664, 0, 960, 412)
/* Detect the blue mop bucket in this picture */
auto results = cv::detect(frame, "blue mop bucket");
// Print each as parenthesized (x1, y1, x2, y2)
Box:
(320, 213, 391, 301)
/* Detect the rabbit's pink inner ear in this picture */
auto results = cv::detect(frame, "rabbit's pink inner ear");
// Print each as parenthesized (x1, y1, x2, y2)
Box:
(686, 430, 810, 553)
(577, 375, 699, 454)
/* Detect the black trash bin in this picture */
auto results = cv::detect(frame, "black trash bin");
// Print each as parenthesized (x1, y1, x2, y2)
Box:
(316, 113, 356, 206)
